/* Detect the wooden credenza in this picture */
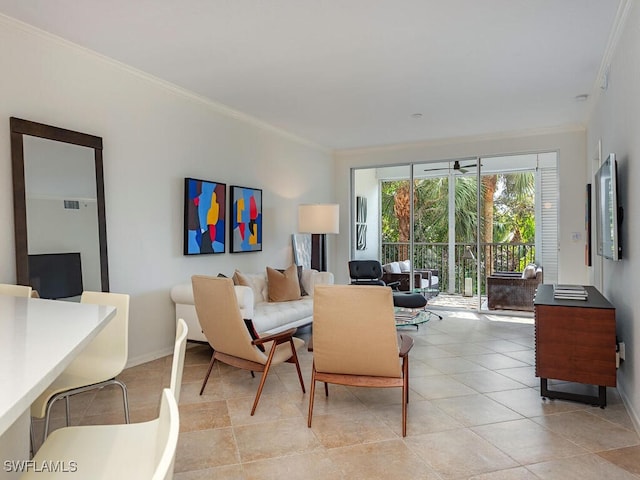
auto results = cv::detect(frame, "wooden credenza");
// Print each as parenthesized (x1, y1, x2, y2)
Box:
(533, 284, 616, 407)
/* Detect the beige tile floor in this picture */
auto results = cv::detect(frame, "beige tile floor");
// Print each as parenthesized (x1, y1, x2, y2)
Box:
(34, 311, 640, 479)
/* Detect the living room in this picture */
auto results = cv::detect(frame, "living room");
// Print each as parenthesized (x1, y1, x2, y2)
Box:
(1, 1, 639, 477)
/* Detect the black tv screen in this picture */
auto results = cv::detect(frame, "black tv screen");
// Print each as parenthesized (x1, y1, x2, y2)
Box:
(595, 154, 623, 261)
(28, 252, 83, 299)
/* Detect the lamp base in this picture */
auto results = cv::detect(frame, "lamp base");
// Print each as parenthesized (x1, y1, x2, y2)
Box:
(310, 234, 327, 271)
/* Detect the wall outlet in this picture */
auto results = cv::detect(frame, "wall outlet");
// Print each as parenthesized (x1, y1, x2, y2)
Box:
(619, 341, 626, 361)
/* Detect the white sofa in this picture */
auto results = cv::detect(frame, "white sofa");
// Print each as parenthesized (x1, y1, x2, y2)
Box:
(170, 269, 334, 342)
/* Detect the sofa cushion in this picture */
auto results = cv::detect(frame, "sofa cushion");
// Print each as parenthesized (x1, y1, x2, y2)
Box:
(266, 265, 302, 302)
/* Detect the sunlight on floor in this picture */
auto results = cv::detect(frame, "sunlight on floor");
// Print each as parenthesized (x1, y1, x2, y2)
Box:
(484, 314, 534, 325)
(447, 310, 482, 320)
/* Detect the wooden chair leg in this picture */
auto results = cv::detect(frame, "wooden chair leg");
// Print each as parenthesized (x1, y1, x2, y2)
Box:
(307, 365, 317, 428)
(402, 356, 409, 437)
(199, 352, 217, 395)
(402, 381, 407, 437)
(404, 356, 409, 404)
(289, 339, 306, 393)
(324, 382, 329, 396)
(250, 343, 278, 415)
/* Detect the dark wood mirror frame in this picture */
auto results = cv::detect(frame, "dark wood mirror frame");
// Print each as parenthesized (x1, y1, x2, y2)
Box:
(10, 117, 109, 292)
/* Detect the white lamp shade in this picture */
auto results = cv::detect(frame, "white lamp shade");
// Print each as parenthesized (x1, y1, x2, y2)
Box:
(298, 204, 339, 234)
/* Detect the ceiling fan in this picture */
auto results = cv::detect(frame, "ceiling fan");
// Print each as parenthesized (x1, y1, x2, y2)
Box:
(424, 160, 478, 174)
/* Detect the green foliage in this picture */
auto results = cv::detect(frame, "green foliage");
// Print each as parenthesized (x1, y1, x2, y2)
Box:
(381, 171, 534, 245)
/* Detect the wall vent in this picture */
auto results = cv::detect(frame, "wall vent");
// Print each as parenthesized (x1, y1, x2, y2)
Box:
(64, 200, 80, 210)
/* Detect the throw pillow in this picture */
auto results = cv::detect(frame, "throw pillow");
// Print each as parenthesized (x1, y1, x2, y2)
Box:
(266, 264, 302, 302)
(232, 270, 251, 287)
(217, 273, 227, 278)
(389, 261, 402, 274)
(399, 260, 411, 272)
(522, 264, 537, 279)
(276, 265, 308, 296)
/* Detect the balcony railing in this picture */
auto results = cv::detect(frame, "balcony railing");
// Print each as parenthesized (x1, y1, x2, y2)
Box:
(381, 242, 536, 294)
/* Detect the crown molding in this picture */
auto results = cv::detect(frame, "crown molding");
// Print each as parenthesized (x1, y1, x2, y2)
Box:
(0, 14, 330, 154)
(586, 0, 633, 115)
(334, 124, 586, 157)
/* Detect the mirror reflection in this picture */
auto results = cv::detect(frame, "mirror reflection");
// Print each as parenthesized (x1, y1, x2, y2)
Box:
(24, 137, 102, 298)
(10, 117, 109, 300)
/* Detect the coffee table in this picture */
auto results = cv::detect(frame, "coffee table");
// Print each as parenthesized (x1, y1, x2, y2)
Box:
(394, 308, 433, 329)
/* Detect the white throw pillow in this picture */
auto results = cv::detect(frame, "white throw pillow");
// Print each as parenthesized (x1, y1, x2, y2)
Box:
(522, 264, 537, 279)
(399, 260, 411, 272)
(389, 262, 401, 274)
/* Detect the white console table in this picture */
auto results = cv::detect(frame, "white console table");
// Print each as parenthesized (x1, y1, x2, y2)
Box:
(0, 294, 116, 478)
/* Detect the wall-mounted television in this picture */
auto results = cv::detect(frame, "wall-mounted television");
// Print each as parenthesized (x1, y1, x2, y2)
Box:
(595, 153, 623, 261)
(28, 252, 83, 299)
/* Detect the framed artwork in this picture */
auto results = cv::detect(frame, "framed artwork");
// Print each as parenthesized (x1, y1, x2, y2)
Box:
(183, 177, 226, 255)
(356, 196, 367, 250)
(292, 233, 311, 269)
(230, 185, 262, 253)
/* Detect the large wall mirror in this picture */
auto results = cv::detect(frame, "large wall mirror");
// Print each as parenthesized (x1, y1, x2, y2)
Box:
(10, 117, 109, 299)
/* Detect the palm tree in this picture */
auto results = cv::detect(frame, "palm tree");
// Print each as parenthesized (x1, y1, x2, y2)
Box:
(382, 170, 534, 281)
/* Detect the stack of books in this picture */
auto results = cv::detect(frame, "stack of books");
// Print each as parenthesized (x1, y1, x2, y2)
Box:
(553, 284, 588, 300)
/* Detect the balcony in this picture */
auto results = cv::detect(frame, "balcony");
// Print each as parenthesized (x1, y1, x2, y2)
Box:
(381, 241, 536, 297)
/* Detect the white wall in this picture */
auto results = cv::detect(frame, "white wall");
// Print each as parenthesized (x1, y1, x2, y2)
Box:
(0, 16, 332, 365)
(333, 129, 589, 286)
(586, 1, 639, 431)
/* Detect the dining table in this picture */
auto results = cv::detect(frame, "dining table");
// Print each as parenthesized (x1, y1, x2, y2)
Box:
(0, 294, 116, 478)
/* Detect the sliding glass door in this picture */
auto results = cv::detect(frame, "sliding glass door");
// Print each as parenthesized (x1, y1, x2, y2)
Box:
(351, 151, 557, 313)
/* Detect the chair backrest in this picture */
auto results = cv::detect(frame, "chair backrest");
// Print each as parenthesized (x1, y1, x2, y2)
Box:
(152, 388, 180, 480)
(0, 283, 32, 297)
(191, 275, 266, 364)
(348, 260, 386, 286)
(170, 318, 188, 402)
(313, 285, 401, 378)
(78, 291, 130, 375)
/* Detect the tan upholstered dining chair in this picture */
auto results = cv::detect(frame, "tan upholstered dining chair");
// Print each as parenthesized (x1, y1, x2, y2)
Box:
(308, 285, 414, 436)
(192, 275, 306, 415)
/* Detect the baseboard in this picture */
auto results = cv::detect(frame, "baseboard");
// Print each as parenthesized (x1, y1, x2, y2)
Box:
(617, 377, 640, 435)
(126, 346, 174, 369)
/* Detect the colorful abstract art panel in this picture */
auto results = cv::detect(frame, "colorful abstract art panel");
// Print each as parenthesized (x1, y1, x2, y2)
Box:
(230, 185, 262, 253)
(183, 177, 226, 255)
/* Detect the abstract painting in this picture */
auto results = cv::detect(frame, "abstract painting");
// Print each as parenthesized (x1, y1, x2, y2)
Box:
(184, 177, 226, 255)
(230, 185, 262, 253)
(356, 196, 367, 250)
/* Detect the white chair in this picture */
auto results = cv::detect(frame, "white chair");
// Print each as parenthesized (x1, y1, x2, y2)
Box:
(31, 291, 130, 440)
(22, 388, 180, 480)
(0, 283, 32, 297)
(170, 318, 188, 402)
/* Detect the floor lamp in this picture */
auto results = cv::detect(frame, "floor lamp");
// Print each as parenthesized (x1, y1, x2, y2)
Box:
(298, 204, 339, 272)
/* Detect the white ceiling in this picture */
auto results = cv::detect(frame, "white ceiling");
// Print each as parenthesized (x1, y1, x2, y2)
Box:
(0, 0, 623, 150)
